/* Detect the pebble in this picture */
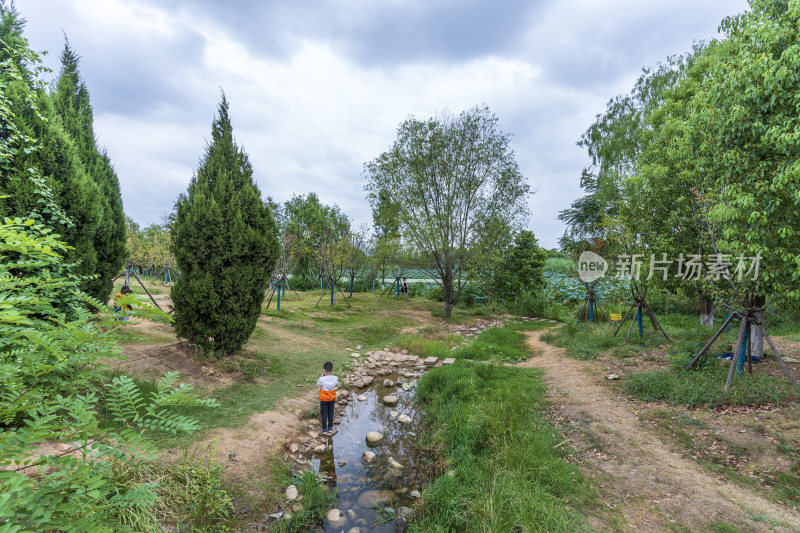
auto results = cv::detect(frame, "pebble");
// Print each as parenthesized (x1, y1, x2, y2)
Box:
(366, 431, 384, 445)
(382, 395, 398, 406)
(397, 414, 412, 424)
(390, 410, 399, 419)
(388, 457, 404, 469)
(285, 485, 298, 500)
(326, 508, 345, 523)
(362, 451, 377, 463)
(357, 394, 367, 401)
(383, 379, 394, 387)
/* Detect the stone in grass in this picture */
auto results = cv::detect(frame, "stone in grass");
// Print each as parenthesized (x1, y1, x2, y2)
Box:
(442, 357, 456, 365)
(605, 374, 619, 380)
(397, 414, 412, 424)
(409, 490, 422, 499)
(268, 511, 284, 522)
(285, 485, 298, 500)
(366, 431, 384, 445)
(326, 508, 345, 524)
(350, 352, 361, 358)
(362, 450, 377, 463)
(382, 395, 398, 406)
(423, 356, 438, 366)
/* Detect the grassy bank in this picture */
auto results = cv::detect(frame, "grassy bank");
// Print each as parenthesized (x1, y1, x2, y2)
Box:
(623, 366, 797, 407)
(411, 363, 596, 532)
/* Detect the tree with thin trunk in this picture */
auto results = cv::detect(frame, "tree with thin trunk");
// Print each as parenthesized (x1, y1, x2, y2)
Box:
(365, 106, 530, 317)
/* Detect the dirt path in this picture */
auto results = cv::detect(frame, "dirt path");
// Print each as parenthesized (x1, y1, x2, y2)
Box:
(519, 329, 800, 532)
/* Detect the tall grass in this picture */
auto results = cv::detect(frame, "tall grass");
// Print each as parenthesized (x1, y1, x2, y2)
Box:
(452, 327, 531, 363)
(270, 470, 337, 533)
(411, 363, 594, 532)
(623, 366, 796, 407)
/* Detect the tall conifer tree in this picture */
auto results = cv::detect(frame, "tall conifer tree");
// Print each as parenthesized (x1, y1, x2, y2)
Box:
(171, 94, 278, 355)
(51, 41, 126, 300)
(0, 6, 102, 289)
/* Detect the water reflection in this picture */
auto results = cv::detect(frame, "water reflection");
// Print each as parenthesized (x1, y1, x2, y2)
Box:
(310, 368, 430, 532)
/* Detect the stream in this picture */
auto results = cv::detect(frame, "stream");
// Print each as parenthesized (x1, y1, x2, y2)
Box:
(309, 364, 432, 532)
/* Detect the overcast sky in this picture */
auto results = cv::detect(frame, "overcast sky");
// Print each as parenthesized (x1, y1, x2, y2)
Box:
(16, 0, 748, 248)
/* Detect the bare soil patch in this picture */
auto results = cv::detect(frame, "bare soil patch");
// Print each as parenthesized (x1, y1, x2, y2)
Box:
(519, 328, 800, 532)
(111, 341, 235, 390)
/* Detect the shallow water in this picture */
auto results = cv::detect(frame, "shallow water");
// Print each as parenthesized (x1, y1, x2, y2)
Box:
(310, 367, 431, 532)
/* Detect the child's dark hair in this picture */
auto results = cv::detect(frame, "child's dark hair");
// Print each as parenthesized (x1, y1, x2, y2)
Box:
(323, 361, 333, 371)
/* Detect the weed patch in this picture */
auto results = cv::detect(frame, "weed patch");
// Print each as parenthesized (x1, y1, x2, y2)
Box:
(451, 327, 530, 363)
(624, 366, 795, 407)
(411, 363, 595, 532)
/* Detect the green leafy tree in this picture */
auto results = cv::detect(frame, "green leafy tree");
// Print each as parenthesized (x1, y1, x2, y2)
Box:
(679, 0, 800, 302)
(171, 94, 279, 356)
(282, 192, 349, 288)
(51, 40, 127, 300)
(490, 230, 547, 304)
(365, 106, 530, 317)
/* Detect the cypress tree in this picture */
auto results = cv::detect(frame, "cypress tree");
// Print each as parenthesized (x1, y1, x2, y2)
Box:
(51, 41, 127, 300)
(0, 6, 102, 287)
(171, 94, 279, 355)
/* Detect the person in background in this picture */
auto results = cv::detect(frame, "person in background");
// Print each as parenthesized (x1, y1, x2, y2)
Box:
(317, 361, 338, 435)
(401, 277, 409, 300)
(113, 285, 133, 320)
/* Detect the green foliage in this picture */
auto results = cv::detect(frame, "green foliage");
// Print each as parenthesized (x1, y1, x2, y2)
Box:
(365, 106, 530, 317)
(271, 470, 337, 533)
(489, 230, 547, 304)
(51, 41, 126, 301)
(452, 327, 530, 363)
(412, 363, 592, 532)
(0, 202, 215, 530)
(544, 256, 577, 275)
(171, 94, 279, 355)
(678, 0, 800, 301)
(0, 8, 125, 302)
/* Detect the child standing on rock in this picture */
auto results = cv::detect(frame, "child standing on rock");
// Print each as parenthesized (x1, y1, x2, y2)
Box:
(317, 361, 338, 435)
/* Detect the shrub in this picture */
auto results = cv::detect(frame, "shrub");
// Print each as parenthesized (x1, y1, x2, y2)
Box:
(171, 95, 279, 356)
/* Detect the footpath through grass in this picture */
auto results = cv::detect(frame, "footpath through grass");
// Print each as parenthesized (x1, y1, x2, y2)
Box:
(411, 363, 597, 532)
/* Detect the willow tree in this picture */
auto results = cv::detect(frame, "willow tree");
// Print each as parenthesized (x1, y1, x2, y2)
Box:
(171, 94, 278, 355)
(365, 106, 529, 317)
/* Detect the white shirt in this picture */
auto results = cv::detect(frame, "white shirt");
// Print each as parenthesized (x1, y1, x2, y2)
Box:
(317, 374, 338, 391)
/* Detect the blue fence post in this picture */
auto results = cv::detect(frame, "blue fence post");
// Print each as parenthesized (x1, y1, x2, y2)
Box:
(277, 282, 281, 311)
(330, 281, 334, 306)
(724, 311, 731, 332)
(396, 279, 400, 297)
(589, 300, 594, 323)
(637, 306, 643, 337)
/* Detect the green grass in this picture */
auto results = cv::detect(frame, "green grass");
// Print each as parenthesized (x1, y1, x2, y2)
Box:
(269, 469, 337, 533)
(113, 446, 234, 532)
(451, 327, 531, 363)
(394, 334, 453, 358)
(623, 366, 796, 407)
(411, 363, 598, 532)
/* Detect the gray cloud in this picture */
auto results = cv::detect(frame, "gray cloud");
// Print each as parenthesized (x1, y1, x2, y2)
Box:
(15, 0, 749, 248)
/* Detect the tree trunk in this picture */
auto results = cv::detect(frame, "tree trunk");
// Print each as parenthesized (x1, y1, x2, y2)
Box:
(699, 294, 714, 327)
(442, 270, 454, 318)
(750, 295, 765, 360)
